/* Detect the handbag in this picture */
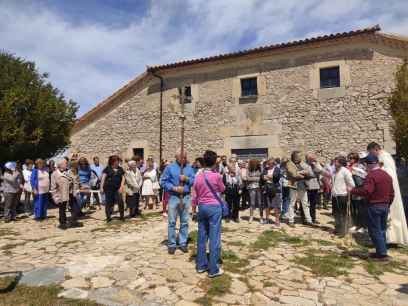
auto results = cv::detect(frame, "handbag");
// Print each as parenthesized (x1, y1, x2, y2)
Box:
(203, 172, 229, 218)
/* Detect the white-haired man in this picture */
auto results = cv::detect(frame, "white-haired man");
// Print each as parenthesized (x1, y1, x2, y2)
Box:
(160, 150, 195, 254)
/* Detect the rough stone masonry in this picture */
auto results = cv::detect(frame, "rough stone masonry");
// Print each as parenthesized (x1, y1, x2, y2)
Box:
(71, 26, 408, 162)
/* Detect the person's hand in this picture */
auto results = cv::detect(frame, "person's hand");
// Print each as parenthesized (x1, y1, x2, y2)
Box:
(119, 187, 124, 193)
(179, 175, 188, 182)
(173, 186, 184, 194)
(33, 189, 38, 195)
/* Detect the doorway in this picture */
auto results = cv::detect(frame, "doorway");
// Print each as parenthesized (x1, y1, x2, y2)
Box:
(133, 148, 144, 159)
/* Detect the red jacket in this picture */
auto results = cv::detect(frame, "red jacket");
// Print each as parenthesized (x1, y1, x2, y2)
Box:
(351, 168, 394, 205)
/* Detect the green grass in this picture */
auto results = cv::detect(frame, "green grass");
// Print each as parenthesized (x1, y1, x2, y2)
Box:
(363, 259, 408, 277)
(292, 250, 355, 277)
(139, 211, 162, 221)
(221, 249, 250, 273)
(195, 274, 232, 306)
(313, 239, 336, 246)
(227, 240, 246, 247)
(0, 276, 100, 306)
(250, 230, 306, 251)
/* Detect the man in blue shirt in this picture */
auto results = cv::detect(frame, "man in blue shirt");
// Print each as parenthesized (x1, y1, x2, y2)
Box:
(90, 156, 104, 206)
(160, 151, 195, 254)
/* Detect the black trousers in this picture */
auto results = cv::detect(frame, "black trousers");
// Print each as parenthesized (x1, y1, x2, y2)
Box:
(226, 192, 240, 220)
(126, 193, 140, 217)
(308, 190, 319, 222)
(332, 196, 349, 236)
(105, 190, 124, 220)
(351, 198, 367, 228)
(59, 198, 79, 225)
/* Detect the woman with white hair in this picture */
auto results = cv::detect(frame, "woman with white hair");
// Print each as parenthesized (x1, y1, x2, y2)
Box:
(50, 159, 81, 229)
(1, 162, 22, 222)
(125, 159, 143, 218)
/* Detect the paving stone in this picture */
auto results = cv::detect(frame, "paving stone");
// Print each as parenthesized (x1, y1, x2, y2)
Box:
(20, 267, 65, 286)
(279, 295, 317, 306)
(91, 276, 114, 288)
(62, 277, 89, 289)
(58, 288, 89, 299)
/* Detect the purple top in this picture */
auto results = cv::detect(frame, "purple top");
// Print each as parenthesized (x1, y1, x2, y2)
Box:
(192, 170, 225, 206)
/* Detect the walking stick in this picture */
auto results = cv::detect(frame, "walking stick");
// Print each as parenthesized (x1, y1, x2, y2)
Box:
(179, 88, 186, 209)
(344, 193, 354, 247)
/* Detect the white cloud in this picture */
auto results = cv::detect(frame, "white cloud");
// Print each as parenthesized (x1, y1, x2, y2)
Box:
(0, 0, 406, 115)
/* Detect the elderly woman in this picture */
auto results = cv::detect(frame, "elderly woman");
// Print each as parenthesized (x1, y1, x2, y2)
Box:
(142, 158, 159, 210)
(50, 159, 81, 229)
(2, 162, 22, 222)
(125, 159, 143, 218)
(31, 159, 50, 220)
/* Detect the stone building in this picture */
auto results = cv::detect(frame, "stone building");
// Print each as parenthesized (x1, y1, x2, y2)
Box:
(71, 25, 408, 162)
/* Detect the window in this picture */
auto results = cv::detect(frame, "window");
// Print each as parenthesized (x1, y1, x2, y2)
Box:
(320, 66, 340, 88)
(231, 148, 268, 161)
(132, 148, 144, 159)
(240, 77, 258, 97)
(179, 86, 192, 104)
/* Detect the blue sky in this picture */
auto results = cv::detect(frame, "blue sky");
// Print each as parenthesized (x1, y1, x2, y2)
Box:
(1, 0, 407, 116)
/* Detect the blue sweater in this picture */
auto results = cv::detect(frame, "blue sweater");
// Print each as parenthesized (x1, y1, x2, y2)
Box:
(160, 162, 195, 196)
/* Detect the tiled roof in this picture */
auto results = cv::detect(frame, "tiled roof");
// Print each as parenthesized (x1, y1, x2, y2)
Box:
(147, 25, 381, 72)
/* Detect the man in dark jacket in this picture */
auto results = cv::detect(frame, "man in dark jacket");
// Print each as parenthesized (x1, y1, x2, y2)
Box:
(351, 154, 394, 261)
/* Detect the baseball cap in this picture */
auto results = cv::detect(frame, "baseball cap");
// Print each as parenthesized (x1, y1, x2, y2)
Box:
(365, 154, 379, 164)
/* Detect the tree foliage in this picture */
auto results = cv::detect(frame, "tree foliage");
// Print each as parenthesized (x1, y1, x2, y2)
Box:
(389, 60, 408, 159)
(0, 52, 78, 163)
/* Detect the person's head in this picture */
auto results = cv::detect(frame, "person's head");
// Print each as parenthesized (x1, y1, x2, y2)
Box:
(238, 160, 246, 168)
(128, 160, 137, 171)
(64, 156, 70, 163)
(248, 159, 260, 172)
(305, 153, 316, 164)
(57, 158, 68, 171)
(334, 155, 347, 169)
(132, 155, 142, 167)
(275, 157, 281, 165)
(70, 160, 79, 175)
(175, 150, 187, 165)
(35, 158, 45, 170)
(228, 164, 236, 176)
(48, 160, 55, 170)
(25, 159, 34, 170)
(291, 151, 302, 164)
(367, 142, 381, 157)
(78, 157, 89, 169)
(93, 156, 100, 166)
(4, 162, 16, 173)
(203, 150, 217, 169)
(147, 157, 154, 169)
(266, 158, 275, 169)
(347, 152, 359, 165)
(365, 153, 379, 171)
(108, 155, 120, 169)
(195, 157, 204, 169)
(229, 157, 237, 165)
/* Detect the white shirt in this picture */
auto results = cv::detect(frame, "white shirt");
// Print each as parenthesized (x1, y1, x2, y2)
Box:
(332, 167, 355, 197)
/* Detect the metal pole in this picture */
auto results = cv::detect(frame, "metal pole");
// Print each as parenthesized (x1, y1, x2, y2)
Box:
(179, 87, 186, 206)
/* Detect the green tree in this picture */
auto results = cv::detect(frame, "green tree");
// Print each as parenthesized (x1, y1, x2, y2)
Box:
(0, 52, 78, 163)
(389, 60, 408, 159)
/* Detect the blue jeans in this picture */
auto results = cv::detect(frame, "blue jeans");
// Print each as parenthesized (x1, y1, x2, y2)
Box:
(196, 204, 222, 275)
(367, 205, 389, 256)
(168, 194, 191, 248)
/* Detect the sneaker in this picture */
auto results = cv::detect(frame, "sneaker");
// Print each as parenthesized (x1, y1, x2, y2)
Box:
(168, 247, 176, 255)
(179, 246, 189, 253)
(260, 219, 265, 224)
(249, 216, 253, 223)
(208, 268, 224, 278)
(357, 227, 366, 234)
(197, 268, 208, 273)
(349, 226, 357, 233)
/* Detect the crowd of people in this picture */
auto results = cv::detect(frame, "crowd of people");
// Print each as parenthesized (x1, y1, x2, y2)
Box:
(1, 141, 407, 278)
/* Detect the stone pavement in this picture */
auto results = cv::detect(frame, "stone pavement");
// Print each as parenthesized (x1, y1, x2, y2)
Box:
(1, 207, 408, 306)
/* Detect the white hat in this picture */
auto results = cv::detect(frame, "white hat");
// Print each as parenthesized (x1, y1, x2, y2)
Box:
(4, 162, 16, 171)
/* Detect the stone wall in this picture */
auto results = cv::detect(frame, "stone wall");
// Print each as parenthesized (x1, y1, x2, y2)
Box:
(71, 40, 403, 164)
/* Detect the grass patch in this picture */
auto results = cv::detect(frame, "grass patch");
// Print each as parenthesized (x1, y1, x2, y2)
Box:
(0, 276, 100, 305)
(292, 250, 354, 277)
(313, 239, 336, 246)
(194, 296, 212, 306)
(250, 230, 306, 251)
(196, 273, 232, 305)
(139, 211, 162, 221)
(221, 249, 250, 273)
(227, 240, 246, 247)
(363, 259, 408, 277)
